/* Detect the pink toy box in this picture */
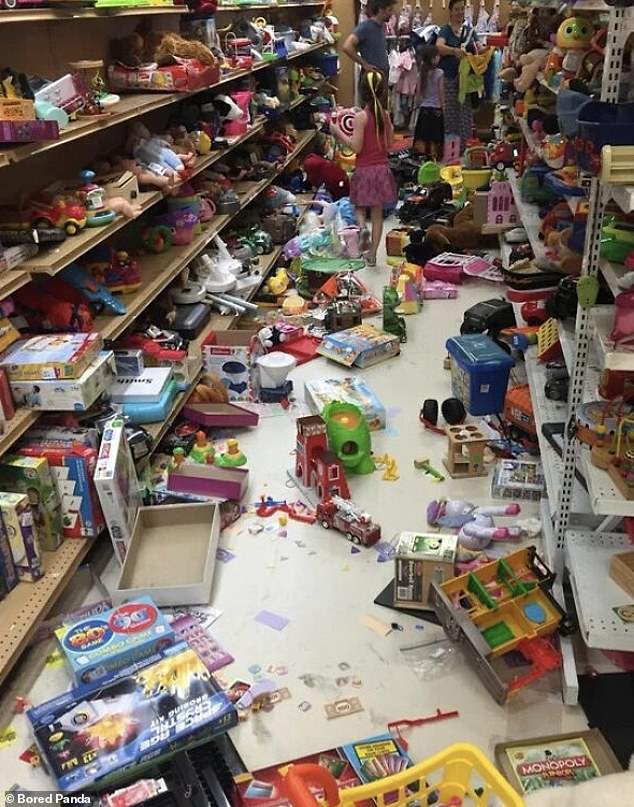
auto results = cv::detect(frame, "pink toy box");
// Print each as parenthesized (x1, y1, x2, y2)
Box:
(423, 253, 492, 285)
(107, 61, 220, 93)
(0, 120, 59, 144)
(167, 464, 249, 502)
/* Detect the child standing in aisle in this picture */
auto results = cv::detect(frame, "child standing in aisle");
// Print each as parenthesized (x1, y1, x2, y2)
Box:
(332, 71, 396, 267)
(413, 46, 445, 159)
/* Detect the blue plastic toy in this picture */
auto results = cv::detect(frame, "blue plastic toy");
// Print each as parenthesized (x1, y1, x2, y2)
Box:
(61, 262, 127, 315)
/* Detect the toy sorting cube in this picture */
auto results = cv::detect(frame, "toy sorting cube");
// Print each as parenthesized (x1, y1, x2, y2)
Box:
(446, 334, 514, 416)
(444, 425, 488, 478)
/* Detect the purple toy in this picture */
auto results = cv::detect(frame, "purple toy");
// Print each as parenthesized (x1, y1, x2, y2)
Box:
(427, 498, 522, 552)
(167, 464, 248, 501)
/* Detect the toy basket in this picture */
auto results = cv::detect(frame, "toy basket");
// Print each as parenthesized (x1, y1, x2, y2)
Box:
(576, 101, 634, 175)
(284, 742, 524, 807)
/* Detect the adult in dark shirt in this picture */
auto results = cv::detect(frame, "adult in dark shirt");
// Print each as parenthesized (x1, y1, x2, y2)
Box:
(437, 0, 478, 150)
(342, 0, 397, 79)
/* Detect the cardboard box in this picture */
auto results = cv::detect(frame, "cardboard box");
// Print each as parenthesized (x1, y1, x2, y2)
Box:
(304, 377, 386, 431)
(113, 349, 144, 377)
(0, 514, 18, 594)
(386, 227, 410, 257)
(110, 366, 172, 404)
(112, 503, 220, 607)
(18, 444, 104, 539)
(167, 464, 249, 502)
(202, 330, 264, 401)
(54, 595, 174, 686)
(0, 333, 103, 381)
(317, 325, 400, 369)
(97, 169, 140, 205)
(492, 459, 544, 501)
(0, 492, 43, 582)
(28, 642, 237, 793)
(393, 532, 457, 610)
(93, 419, 142, 564)
(0, 455, 63, 551)
(9, 351, 115, 411)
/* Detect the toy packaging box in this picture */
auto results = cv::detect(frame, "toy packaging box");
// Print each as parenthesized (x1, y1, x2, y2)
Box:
(341, 733, 412, 784)
(28, 641, 238, 793)
(304, 377, 386, 431)
(18, 443, 104, 539)
(110, 367, 173, 404)
(93, 418, 142, 563)
(0, 333, 103, 382)
(8, 351, 115, 411)
(446, 334, 514, 416)
(393, 532, 458, 610)
(0, 454, 63, 551)
(492, 459, 545, 502)
(235, 747, 373, 807)
(0, 513, 18, 595)
(0, 491, 43, 582)
(202, 330, 264, 402)
(317, 325, 400, 369)
(54, 595, 175, 686)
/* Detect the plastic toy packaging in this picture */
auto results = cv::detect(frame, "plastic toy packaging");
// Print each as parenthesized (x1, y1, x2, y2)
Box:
(400, 638, 460, 681)
(609, 289, 634, 345)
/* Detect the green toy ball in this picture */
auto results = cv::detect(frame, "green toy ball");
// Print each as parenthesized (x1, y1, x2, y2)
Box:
(322, 401, 375, 475)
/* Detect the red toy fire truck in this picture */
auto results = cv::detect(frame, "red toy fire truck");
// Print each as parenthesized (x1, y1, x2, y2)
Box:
(315, 495, 381, 547)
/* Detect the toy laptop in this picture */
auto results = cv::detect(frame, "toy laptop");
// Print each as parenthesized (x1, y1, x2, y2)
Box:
(393, 532, 458, 610)
(28, 642, 237, 793)
(317, 324, 400, 369)
(0, 332, 102, 381)
(54, 595, 174, 686)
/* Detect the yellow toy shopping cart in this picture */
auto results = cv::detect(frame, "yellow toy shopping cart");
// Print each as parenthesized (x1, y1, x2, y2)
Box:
(284, 743, 524, 807)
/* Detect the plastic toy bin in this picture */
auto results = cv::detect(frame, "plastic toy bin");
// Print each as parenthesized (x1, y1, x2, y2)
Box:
(284, 742, 524, 807)
(446, 334, 514, 416)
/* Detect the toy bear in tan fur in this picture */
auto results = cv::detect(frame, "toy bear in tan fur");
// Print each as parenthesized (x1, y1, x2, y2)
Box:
(111, 21, 216, 67)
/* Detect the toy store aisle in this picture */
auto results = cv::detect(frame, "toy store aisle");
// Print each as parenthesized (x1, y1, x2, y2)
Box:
(1, 231, 586, 790)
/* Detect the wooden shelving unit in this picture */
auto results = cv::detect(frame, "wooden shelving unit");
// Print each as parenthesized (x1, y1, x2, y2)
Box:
(0, 0, 326, 689)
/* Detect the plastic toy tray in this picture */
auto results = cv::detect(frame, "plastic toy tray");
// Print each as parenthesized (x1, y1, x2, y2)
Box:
(284, 742, 524, 807)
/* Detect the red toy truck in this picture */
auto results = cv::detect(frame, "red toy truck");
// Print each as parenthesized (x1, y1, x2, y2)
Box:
(316, 495, 381, 546)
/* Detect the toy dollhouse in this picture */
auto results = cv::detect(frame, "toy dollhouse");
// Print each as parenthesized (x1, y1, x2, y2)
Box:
(294, 415, 350, 501)
(487, 178, 518, 227)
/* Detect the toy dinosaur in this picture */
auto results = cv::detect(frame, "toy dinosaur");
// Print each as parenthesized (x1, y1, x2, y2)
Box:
(382, 286, 407, 343)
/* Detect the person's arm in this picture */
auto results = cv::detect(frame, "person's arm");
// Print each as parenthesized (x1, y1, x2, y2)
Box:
(437, 36, 466, 59)
(341, 32, 377, 73)
(333, 111, 367, 154)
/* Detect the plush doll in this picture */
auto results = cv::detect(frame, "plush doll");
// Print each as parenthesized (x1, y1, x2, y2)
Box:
(556, 16, 593, 77)
(511, 48, 549, 93)
(427, 498, 522, 552)
(426, 205, 491, 251)
(189, 373, 230, 404)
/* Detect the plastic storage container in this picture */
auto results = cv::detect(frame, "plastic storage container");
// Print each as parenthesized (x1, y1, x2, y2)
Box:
(446, 334, 514, 416)
(284, 742, 524, 807)
(576, 101, 634, 175)
(317, 52, 339, 77)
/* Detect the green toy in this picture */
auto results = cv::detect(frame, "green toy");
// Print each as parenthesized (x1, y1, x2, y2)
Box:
(382, 286, 407, 344)
(216, 438, 247, 467)
(417, 160, 441, 185)
(414, 457, 445, 482)
(321, 401, 375, 475)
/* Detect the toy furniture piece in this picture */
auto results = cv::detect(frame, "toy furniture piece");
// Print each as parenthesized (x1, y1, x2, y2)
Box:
(444, 425, 488, 479)
(610, 550, 634, 597)
(430, 546, 568, 704)
(294, 415, 351, 500)
(321, 401, 375, 475)
(487, 179, 518, 228)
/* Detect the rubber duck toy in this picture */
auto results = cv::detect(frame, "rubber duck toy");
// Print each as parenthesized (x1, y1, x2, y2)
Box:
(217, 438, 247, 467)
(190, 431, 215, 464)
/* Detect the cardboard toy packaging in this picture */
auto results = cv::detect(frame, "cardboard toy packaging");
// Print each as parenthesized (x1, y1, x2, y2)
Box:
(304, 377, 386, 431)
(201, 330, 264, 401)
(54, 595, 175, 686)
(93, 418, 142, 563)
(0, 454, 63, 551)
(0, 512, 18, 595)
(0, 491, 43, 582)
(317, 325, 400, 369)
(393, 532, 458, 610)
(8, 351, 115, 411)
(0, 333, 103, 381)
(17, 443, 104, 539)
(28, 641, 238, 793)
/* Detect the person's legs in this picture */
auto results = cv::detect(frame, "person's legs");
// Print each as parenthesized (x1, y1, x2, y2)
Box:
(368, 205, 384, 265)
(356, 206, 370, 253)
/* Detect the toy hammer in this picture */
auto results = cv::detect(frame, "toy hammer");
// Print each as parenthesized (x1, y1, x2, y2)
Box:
(414, 458, 445, 482)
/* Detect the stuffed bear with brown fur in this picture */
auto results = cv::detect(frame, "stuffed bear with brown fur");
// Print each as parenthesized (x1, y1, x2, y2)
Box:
(110, 21, 217, 68)
(189, 374, 230, 404)
(426, 205, 497, 251)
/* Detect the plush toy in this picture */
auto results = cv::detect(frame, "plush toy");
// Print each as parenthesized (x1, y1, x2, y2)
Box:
(426, 205, 491, 251)
(427, 498, 522, 552)
(303, 153, 350, 201)
(110, 21, 217, 67)
(189, 373, 230, 404)
(513, 49, 549, 93)
(556, 16, 593, 77)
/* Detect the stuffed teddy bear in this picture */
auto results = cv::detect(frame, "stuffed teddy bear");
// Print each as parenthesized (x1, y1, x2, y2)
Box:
(512, 49, 549, 93)
(426, 205, 497, 251)
(189, 373, 230, 404)
(110, 21, 216, 68)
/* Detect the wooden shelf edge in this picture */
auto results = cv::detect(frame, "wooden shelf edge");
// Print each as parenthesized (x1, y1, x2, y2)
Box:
(0, 5, 185, 23)
(0, 537, 91, 689)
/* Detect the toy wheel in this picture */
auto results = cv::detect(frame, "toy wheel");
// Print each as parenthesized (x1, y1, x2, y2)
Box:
(65, 222, 78, 236)
(442, 398, 466, 426)
(421, 399, 439, 426)
(4, 0, 17, 8)
(321, 520, 330, 530)
(346, 532, 354, 543)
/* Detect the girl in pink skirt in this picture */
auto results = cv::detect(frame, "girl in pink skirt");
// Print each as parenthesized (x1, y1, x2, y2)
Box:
(332, 71, 397, 266)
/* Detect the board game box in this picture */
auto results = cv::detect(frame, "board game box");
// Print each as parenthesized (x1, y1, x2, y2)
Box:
(317, 325, 400, 369)
(341, 733, 413, 785)
(55, 595, 175, 686)
(304, 377, 386, 431)
(235, 748, 373, 807)
(28, 642, 238, 793)
(495, 729, 622, 796)
(0, 333, 103, 381)
(0, 491, 43, 582)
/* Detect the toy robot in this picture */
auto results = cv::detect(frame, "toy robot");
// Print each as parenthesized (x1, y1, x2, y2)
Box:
(427, 498, 522, 551)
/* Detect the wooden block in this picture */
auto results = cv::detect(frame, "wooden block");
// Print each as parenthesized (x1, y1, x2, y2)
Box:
(610, 550, 634, 598)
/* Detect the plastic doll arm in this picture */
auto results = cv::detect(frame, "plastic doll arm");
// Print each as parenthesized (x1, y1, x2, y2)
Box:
(475, 504, 521, 518)
(462, 522, 507, 541)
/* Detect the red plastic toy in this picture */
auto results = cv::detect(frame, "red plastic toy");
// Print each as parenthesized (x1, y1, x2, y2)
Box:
(315, 495, 381, 547)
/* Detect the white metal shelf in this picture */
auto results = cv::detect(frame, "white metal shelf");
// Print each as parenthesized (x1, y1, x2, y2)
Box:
(566, 530, 634, 651)
(591, 304, 634, 370)
(579, 449, 634, 517)
(507, 169, 547, 262)
(600, 257, 628, 298)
